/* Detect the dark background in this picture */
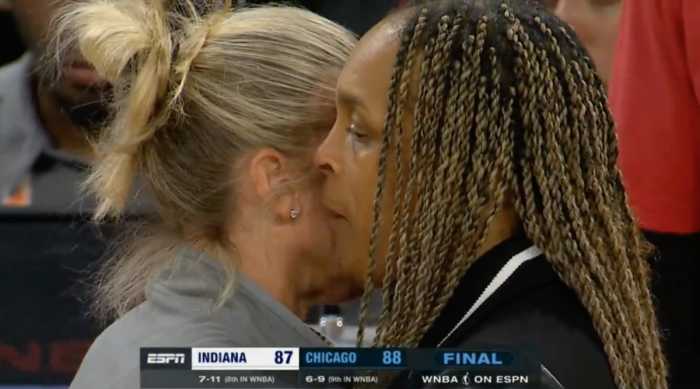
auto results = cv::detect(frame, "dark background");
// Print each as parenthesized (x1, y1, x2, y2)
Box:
(0, 0, 401, 67)
(0, 11, 25, 65)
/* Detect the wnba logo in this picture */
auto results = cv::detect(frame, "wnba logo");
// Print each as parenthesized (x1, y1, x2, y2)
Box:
(462, 372, 471, 387)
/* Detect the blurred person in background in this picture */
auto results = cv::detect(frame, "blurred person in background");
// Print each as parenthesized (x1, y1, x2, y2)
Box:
(0, 2, 134, 386)
(0, 0, 113, 210)
(47, 1, 358, 388)
(550, 0, 622, 86)
(609, 1, 699, 387)
(0, 0, 400, 210)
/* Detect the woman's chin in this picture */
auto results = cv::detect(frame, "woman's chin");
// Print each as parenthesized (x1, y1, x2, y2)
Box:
(318, 277, 365, 304)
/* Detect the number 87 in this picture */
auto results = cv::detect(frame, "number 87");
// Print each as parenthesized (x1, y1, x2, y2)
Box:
(274, 351, 293, 364)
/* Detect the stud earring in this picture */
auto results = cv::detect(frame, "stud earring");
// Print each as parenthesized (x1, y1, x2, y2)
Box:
(290, 208, 301, 220)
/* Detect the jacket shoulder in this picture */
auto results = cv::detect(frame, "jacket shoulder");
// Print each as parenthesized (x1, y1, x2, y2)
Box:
(453, 262, 617, 389)
(0, 56, 30, 93)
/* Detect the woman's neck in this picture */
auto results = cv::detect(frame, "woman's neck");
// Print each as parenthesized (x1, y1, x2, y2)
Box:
(244, 266, 313, 319)
(230, 230, 316, 320)
(476, 205, 521, 258)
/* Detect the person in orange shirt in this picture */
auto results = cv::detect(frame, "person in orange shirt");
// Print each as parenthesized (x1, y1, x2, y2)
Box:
(609, 1, 699, 388)
(552, 2, 696, 387)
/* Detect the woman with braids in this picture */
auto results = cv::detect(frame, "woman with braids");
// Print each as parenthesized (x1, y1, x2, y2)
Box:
(46, 1, 356, 388)
(315, 0, 667, 388)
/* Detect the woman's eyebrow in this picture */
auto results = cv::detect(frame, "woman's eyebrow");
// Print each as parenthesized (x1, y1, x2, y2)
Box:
(337, 87, 370, 115)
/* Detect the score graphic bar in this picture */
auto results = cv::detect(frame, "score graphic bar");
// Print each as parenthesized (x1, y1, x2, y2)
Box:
(191, 348, 299, 371)
(300, 348, 406, 369)
(141, 347, 540, 388)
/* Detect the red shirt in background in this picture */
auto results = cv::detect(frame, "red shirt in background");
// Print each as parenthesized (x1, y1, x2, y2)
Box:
(609, 0, 700, 234)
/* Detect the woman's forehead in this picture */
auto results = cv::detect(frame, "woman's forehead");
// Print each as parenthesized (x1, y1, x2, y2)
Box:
(349, 17, 402, 76)
(341, 11, 431, 118)
(336, 21, 401, 122)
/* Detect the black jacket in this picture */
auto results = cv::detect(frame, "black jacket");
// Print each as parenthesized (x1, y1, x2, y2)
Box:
(391, 236, 617, 389)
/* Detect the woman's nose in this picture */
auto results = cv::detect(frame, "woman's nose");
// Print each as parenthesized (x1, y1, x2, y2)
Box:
(314, 134, 340, 177)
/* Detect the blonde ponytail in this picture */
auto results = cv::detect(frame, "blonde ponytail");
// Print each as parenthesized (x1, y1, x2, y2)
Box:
(52, 0, 177, 219)
(47, 0, 355, 321)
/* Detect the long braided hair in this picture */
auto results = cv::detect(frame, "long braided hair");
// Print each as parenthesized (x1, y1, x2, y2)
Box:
(356, 1, 667, 388)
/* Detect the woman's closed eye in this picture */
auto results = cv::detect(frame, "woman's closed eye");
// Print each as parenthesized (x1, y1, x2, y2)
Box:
(346, 123, 369, 141)
(346, 123, 371, 154)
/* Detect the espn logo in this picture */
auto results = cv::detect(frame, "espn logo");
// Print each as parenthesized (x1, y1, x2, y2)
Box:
(146, 353, 186, 365)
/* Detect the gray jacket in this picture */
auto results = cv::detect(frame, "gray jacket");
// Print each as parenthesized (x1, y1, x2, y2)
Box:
(0, 54, 50, 200)
(70, 247, 327, 389)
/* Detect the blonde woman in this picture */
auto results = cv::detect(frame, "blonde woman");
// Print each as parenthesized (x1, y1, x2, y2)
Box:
(46, 1, 355, 388)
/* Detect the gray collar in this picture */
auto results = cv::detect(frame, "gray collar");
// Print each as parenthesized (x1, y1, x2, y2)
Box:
(235, 266, 328, 346)
(148, 246, 328, 347)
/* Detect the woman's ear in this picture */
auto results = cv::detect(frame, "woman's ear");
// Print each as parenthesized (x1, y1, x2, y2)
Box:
(249, 148, 284, 198)
(248, 148, 300, 222)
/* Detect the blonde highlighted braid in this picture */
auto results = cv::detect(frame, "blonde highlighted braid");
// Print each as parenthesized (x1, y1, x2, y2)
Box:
(357, 1, 667, 388)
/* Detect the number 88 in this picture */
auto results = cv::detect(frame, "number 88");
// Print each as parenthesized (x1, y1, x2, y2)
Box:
(382, 351, 402, 365)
